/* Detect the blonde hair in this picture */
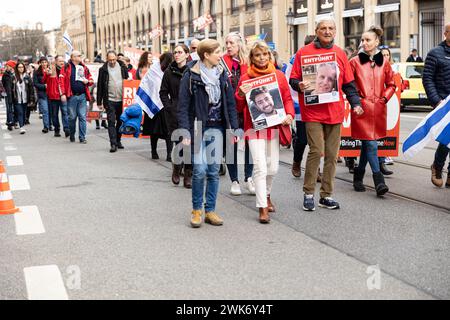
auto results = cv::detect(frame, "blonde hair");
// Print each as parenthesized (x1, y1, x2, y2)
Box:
(225, 32, 248, 65)
(247, 41, 274, 65)
(197, 39, 221, 61)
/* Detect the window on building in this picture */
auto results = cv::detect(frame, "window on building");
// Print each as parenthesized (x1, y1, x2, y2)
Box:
(209, 0, 217, 35)
(260, 24, 272, 43)
(170, 7, 174, 39)
(294, 0, 308, 16)
(231, 0, 238, 15)
(344, 15, 364, 51)
(378, 0, 399, 4)
(345, 0, 363, 9)
(246, 0, 255, 11)
(188, 1, 194, 36)
(261, 0, 272, 8)
(127, 20, 131, 47)
(380, 10, 400, 49)
(317, 0, 334, 14)
(141, 13, 145, 40)
(179, 4, 184, 38)
(162, 10, 167, 44)
(123, 22, 126, 45)
(199, 0, 204, 15)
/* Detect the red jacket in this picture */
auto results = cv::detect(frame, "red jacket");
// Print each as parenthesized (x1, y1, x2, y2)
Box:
(235, 69, 295, 140)
(42, 70, 64, 101)
(60, 61, 93, 101)
(349, 52, 396, 140)
(290, 43, 355, 124)
(221, 54, 248, 86)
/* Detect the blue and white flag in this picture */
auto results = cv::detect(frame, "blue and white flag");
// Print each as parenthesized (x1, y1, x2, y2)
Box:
(402, 95, 450, 159)
(135, 59, 164, 119)
(63, 31, 73, 62)
(285, 54, 301, 121)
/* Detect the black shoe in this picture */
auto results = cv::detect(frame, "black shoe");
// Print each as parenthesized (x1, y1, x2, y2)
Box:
(70, 136, 75, 142)
(353, 167, 366, 192)
(101, 121, 108, 129)
(54, 131, 61, 137)
(166, 156, 172, 162)
(7, 125, 13, 131)
(318, 197, 340, 210)
(96, 126, 100, 130)
(117, 142, 124, 149)
(373, 172, 389, 196)
(380, 162, 393, 175)
(49, 126, 54, 131)
(42, 128, 49, 133)
(152, 152, 159, 160)
(64, 129, 70, 138)
(25, 120, 30, 125)
(80, 139, 87, 144)
(110, 145, 117, 153)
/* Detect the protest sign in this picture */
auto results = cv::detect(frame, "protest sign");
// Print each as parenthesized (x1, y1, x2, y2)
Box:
(242, 73, 286, 131)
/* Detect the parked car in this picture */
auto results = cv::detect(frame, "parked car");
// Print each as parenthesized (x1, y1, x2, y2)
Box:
(391, 62, 430, 110)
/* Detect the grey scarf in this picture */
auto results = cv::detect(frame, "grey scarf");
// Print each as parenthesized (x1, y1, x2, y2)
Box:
(314, 37, 335, 49)
(199, 61, 221, 104)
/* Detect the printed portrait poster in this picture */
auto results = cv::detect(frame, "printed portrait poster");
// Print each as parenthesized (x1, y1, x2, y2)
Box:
(85, 63, 103, 121)
(75, 65, 87, 82)
(301, 52, 340, 105)
(122, 80, 148, 138)
(242, 73, 286, 131)
(339, 73, 402, 157)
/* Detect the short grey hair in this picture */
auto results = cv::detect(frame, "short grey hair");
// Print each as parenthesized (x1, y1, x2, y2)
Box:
(315, 17, 336, 31)
(106, 50, 117, 57)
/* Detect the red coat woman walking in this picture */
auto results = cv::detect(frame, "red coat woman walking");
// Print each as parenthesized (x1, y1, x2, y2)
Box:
(349, 26, 396, 196)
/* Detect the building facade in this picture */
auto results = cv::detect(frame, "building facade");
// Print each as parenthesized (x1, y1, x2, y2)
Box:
(61, 0, 96, 60)
(92, 0, 449, 63)
(290, 0, 450, 62)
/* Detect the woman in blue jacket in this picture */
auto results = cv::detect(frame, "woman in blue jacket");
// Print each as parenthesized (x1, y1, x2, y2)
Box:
(33, 57, 52, 133)
(178, 39, 240, 228)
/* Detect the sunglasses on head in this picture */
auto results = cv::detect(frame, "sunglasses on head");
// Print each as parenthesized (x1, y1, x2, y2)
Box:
(379, 45, 389, 49)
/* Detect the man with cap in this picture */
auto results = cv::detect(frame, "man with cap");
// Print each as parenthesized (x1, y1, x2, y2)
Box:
(1, 60, 17, 130)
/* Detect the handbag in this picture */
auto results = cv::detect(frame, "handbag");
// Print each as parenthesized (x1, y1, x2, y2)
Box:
(278, 124, 292, 147)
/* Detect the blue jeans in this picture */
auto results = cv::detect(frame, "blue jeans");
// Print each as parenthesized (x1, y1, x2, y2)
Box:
(358, 140, 381, 174)
(192, 127, 224, 212)
(434, 143, 450, 171)
(68, 94, 87, 141)
(38, 98, 50, 129)
(226, 139, 253, 182)
(14, 103, 26, 127)
(50, 99, 68, 132)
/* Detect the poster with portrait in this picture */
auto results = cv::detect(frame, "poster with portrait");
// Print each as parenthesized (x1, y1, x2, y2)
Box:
(85, 63, 103, 121)
(75, 65, 87, 82)
(301, 52, 340, 105)
(242, 73, 286, 131)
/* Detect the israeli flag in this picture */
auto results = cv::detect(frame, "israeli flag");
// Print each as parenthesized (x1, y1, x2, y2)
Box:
(402, 95, 450, 159)
(63, 31, 73, 51)
(135, 59, 164, 118)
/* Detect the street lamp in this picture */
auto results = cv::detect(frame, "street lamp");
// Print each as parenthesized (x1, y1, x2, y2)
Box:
(286, 7, 295, 56)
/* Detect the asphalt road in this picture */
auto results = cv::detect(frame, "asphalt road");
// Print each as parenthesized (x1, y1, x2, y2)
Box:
(0, 103, 448, 300)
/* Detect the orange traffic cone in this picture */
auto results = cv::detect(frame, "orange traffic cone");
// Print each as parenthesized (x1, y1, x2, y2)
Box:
(0, 160, 19, 215)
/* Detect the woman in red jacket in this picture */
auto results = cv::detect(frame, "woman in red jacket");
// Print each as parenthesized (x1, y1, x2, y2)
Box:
(236, 41, 295, 223)
(349, 26, 396, 196)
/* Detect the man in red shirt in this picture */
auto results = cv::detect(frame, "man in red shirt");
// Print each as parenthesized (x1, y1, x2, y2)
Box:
(290, 18, 361, 211)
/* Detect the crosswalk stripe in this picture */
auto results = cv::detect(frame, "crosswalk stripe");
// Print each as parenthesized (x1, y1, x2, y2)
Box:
(24, 265, 69, 300)
(14, 206, 45, 235)
(9, 174, 30, 191)
(6, 156, 23, 166)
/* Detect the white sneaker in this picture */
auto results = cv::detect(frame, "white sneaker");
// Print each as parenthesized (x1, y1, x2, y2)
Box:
(14, 124, 19, 129)
(385, 157, 394, 165)
(230, 181, 242, 195)
(20, 128, 26, 134)
(244, 178, 256, 195)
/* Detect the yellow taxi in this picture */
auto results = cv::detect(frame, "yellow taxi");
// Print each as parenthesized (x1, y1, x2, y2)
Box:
(391, 62, 430, 110)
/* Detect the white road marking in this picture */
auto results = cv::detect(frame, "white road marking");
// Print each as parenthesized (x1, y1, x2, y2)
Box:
(3, 133, 12, 139)
(6, 156, 23, 166)
(9, 174, 30, 191)
(24, 265, 69, 300)
(1, 125, 7, 130)
(4, 145, 17, 151)
(14, 206, 45, 235)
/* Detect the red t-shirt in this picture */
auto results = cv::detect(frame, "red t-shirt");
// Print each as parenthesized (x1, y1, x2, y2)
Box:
(290, 43, 354, 124)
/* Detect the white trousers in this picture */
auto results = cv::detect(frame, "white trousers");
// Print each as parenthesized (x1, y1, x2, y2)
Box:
(248, 137, 280, 208)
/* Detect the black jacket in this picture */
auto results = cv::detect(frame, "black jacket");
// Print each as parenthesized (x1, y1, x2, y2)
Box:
(423, 41, 450, 107)
(12, 73, 35, 106)
(406, 55, 423, 63)
(159, 61, 187, 135)
(1, 70, 14, 105)
(96, 60, 129, 107)
(33, 69, 47, 100)
(178, 60, 239, 141)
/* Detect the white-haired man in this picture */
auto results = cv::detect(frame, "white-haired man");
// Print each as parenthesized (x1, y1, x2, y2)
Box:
(289, 18, 362, 211)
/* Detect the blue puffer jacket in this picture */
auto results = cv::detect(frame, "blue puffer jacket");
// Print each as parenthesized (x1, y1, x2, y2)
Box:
(423, 41, 450, 107)
(120, 104, 143, 138)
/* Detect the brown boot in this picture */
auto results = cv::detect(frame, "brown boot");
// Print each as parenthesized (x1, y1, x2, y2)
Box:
(184, 167, 192, 189)
(292, 161, 301, 177)
(267, 195, 275, 212)
(172, 164, 181, 185)
(259, 207, 270, 224)
(431, 164, 443, 187)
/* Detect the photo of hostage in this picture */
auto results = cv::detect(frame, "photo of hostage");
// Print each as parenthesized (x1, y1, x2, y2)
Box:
(304, 62, 338, 95)
(249, 86, 283, 122)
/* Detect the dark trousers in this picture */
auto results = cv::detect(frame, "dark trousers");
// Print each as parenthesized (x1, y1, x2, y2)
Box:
(226, 140, 253, 182)
(151, 135, 172, 157)
(106, 101, 123, 146)
(293, 120, 308, 163)
(14, 103, 26, 127)
(5, 99, 15, 126)
(434, 143, 450, 171)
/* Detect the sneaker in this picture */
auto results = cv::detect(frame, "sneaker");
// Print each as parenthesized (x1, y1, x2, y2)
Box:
(230, 181, 242, 195)
(14, 124, 19, 129)
(96, 126, 100, 130)
(20, 128, 26, 134)
(80, 139, 87, 144)
(303, 194, 315, 211)
(318, 197, 340, 210)
(7, 125, 13, 131)
(54, 131, 61, 137)
(117, 142, 124, 149)
(205, 212, 224, 226)
(385, 157, 394, 165)
(244, 178, 256, 195)
(42, 128, 49, 133)
(190, 210, 203, 228)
